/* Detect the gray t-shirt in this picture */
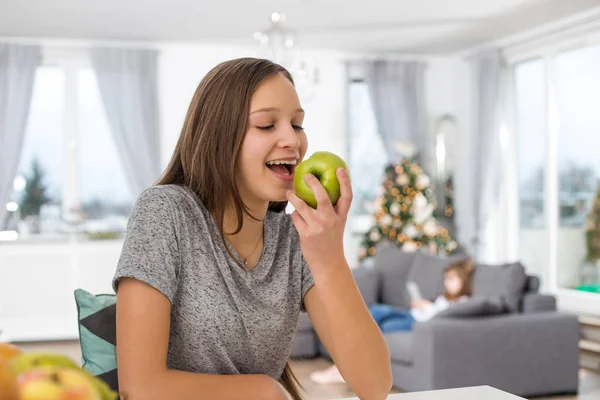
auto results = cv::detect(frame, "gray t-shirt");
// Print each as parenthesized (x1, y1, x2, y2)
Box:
(112, 184, 314, 380)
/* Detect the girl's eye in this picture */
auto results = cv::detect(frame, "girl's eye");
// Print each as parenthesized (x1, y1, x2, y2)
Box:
(257, 124, 304, 131)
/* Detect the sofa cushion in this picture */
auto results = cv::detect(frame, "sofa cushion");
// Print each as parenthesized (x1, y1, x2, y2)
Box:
(434, 296, 506, 319)
(297, 312, 313, 332)
(352, 266, 380, 306)
(385, 332, 414, 365)
(406, 251, 467, 302)
(472, 262, 528, 312)
(291, 331, 318, 358)
(74, 289, 119, 393)
(319, 340, 332, 361)
(525, 275, 540, 293)
(378, 247, 419, 308)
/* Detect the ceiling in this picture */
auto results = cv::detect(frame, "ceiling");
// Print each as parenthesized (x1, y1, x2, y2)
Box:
(2, 0, 600, 53)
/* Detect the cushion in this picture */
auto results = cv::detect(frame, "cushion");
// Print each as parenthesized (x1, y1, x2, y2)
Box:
(434, 296, 506, 319)
(406, 251, 467, 302)
(384, 331, 414, 365)
(352, 266, 380, 306)
(525, 275, 540, 293)
(377, 247, 419, 308)
(74, 289, 119, 392)
(472, 262, 528, 312)
(297, 312, 313, 331)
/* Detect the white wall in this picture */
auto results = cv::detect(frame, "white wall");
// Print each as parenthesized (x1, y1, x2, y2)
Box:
(424, 56, 469, 180)
(0, 240, 123, 342)
(426, 57, 467, 126)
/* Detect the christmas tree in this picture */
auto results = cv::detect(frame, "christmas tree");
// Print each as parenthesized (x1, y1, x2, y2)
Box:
(19, 158, 51, 218)
(585, 186, 600, 262)
(358, 157, 458, 261)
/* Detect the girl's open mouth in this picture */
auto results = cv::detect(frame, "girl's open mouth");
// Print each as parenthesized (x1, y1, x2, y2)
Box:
(266, 159, 297, 180)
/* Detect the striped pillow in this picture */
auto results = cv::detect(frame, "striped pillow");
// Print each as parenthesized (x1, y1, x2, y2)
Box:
(74, 288, 119, 392)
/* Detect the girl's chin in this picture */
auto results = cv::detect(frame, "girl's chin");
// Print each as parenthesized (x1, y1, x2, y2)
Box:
(267, 189, 292, 203)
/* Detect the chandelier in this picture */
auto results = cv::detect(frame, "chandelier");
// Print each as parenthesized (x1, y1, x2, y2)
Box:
(253, 12, 319, 100)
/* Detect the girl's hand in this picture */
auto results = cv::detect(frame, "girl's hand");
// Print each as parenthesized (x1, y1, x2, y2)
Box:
(411, 299, 432, 310)
(286, 168, 353, 277)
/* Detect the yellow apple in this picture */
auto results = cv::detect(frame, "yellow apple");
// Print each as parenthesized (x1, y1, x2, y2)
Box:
(11, 352, 79, 376)
(0, 343, 22, 363)
(0, 358, 19, 400)
(18, 367, 101, 400)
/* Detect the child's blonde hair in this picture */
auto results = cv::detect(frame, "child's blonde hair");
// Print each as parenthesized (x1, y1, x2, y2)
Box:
(443, 258, 475, 301)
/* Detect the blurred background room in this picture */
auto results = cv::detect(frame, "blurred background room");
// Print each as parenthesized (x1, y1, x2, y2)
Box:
(2, 0, 600, 399)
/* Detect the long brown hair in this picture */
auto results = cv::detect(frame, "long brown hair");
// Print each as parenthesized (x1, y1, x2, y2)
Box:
(443, 258, 475, 301)
(156, 58, 302, 399)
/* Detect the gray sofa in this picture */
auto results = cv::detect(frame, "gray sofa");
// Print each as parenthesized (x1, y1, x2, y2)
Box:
(292, 246, 580, 397)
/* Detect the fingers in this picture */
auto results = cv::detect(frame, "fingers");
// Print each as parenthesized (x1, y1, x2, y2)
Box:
(290, 210, 308, 234)
(304, 174, 335, 213)
(334, 168, 353, 217)
(286, 190, 315, 225)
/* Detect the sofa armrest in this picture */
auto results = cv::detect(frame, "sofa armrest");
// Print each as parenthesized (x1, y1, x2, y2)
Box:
(522, 293, 556, 313)
(410, 312, 579, 394)
(352, 266, 379, 306)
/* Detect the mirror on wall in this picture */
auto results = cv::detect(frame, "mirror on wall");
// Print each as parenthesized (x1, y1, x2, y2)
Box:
(432, 114, 459, 241)
(433, 115, 457, 208)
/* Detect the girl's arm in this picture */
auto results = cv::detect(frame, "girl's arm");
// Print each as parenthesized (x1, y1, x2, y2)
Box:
(411, 296, 447, 321)
(286, 169, 392, 400)
(304, 269, 392, 400)
(116, 278, 290, 400)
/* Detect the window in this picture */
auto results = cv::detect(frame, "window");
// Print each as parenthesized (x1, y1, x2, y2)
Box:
(1, 63, 134, 242)
(513, 40, 600, 294)
(515, 59, 546, 229)
(514, 58, 549, 288)
(77, 69, 133, 236)
(555, 44, 600, 290)
(3, 66, 65, 238)
(347, 80, 388, 217)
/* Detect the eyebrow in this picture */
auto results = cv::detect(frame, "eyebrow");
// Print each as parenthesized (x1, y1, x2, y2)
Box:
(249, 107, 305, 115)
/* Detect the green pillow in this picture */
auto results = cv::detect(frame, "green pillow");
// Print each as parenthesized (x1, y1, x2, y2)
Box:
(74, 288, 119, 392)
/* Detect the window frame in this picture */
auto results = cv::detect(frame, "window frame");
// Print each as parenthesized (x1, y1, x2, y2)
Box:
(345, 77, 388, 258)
(505, 20, 600, 315)
(3, 46, 132, 243)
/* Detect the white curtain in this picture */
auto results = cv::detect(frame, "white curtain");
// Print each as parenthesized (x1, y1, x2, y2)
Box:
(90, 47, 161, 195)
(455, 48, 505, 261)
(0, 44, 41, 226)
(360, 60, 428, 168)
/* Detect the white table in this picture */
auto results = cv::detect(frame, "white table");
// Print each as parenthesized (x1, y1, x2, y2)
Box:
(342, 385, 525, 399)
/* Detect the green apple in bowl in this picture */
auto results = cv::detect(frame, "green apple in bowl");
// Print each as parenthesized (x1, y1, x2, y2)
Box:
(293, 151, 349, 209)
(17, 367, 102, 400)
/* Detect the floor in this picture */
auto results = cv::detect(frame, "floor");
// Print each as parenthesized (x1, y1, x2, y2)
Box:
(14, 341, 600, 399)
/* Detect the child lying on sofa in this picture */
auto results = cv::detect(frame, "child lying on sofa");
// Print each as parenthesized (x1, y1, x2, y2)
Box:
(310, 257, 475, 384)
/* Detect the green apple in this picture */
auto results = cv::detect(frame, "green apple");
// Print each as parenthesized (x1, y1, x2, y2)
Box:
(293, 151, 349, 208)
(17, 367, 102, 400)
(11, 353, 117, 400)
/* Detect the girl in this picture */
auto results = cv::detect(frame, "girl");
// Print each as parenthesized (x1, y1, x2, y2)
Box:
(112, 58, 392, 400)
(311, 258, 474, 384)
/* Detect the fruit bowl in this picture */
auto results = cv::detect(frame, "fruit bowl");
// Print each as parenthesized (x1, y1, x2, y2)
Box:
(0, 343, 119, 400)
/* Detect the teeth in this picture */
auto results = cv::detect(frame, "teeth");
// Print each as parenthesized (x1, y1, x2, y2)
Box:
(266, 159, 297, 165)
